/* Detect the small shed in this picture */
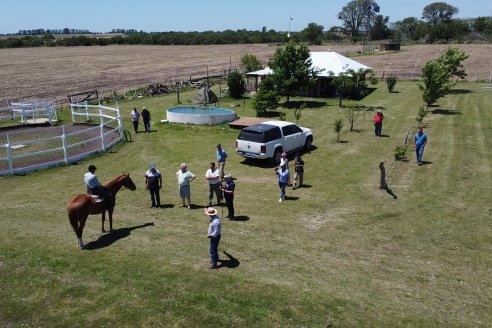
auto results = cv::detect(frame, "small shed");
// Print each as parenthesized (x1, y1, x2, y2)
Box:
(379, 41, 400, 51)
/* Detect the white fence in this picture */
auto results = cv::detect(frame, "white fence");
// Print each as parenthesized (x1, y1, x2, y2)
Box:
(0, 103, 123, 175)
(0, 99, 57, 124)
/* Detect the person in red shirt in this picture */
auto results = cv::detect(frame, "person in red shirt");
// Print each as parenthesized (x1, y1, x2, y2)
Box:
(374, 110, 384, 137)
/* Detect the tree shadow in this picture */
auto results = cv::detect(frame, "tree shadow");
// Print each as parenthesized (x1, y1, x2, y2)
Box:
(448, 89, 473, 94)
(84, 222, 154, 250)
(231, 215, 249, 221)
(431, 108, 462, 115)
(257, 111, 282, 118)
(218, 251, 240, 269)
(280, 101, 328, 109)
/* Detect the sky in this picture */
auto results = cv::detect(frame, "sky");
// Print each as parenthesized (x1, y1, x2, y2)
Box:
(0, 0, 491, 34)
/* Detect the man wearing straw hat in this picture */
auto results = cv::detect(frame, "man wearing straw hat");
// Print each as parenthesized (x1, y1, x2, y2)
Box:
(205, 207, 222, 269)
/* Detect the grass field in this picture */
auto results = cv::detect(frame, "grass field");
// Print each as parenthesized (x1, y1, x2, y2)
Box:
(0, 81, 491, 327)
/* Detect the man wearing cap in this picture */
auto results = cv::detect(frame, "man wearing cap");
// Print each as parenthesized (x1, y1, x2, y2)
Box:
(374, 110, 384, 137)
(275, 162, 290, 202)
(83, 164, 113, 207)
(141, 106, 151, 133)
(145, 163, 162, 208)
(205, 207, 222, 269)
(205, 162, 222, 206)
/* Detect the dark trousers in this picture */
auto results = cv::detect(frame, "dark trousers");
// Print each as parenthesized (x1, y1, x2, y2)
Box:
(149, 187, 160, 207)
(88, 186, 113, 207)
(375, 122, 382, 136)
(210, 235, 221, 267)
(208, 183, 222, 205)
(143, 120, 150, 132)
(224, 194, 234, 218)
(132, 121, 138, 132)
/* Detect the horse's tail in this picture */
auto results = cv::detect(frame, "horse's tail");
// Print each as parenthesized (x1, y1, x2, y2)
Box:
(67, 206, 79, 235)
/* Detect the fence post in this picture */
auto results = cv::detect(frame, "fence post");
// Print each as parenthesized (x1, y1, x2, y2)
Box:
(100, 106, 106, 151)
(70, 102, 75, 123)
(116, 103, 123, 137)
(6, 135, 14, 175)
(85, 101, 89, 121)
(62, 126, 68, 164)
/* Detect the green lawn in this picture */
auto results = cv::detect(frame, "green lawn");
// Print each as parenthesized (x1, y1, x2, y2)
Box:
(1, 81, 491, 327)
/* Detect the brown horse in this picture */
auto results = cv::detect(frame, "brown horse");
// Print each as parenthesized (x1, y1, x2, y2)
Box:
(67, 172, 136, 249)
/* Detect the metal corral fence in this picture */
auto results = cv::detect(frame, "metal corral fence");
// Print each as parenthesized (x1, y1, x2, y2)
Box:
(0, 99, 58, 124)
(0, 103, 123, 175)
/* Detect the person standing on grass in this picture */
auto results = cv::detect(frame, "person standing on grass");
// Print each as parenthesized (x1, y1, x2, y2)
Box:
(414, 127, 428, 166)
(141, 106, 151, 133)
(145, 163, 162, 208)
(205, 207, 222, 269)
(176, 163, 196, 209)
(276, 162, 290, 202)
(221, 173, 235, 220)
(292, 152, 304, 189)
(280, 152, 290, 186)
(205, 162, 222, 206)
(131, 107, 140, 133)
(374, 109, 384, 137)
(216, 144, 227, 180)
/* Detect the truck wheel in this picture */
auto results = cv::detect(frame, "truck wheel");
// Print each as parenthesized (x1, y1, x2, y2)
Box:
(273, 149, 282, 165)
(304, 137, 312, 151)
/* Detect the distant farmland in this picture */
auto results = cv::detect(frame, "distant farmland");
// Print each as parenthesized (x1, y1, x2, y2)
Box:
(0, 43, 490, 102)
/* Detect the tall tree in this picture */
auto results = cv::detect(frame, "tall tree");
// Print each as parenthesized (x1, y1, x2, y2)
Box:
(422, 2, 459, 26)
(301, 23, 325, 45)
(392, 17, 428, 41)
(338, 0, 380, 40)
(240, 54, 262, 73)
(372, 15, 391, 40)
(227, 72, 246, 99)
(268, 42, 320, 103)
(252, 76, 280, 117)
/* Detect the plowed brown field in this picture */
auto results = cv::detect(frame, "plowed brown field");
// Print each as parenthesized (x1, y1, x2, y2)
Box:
(0, 43, 490, 102)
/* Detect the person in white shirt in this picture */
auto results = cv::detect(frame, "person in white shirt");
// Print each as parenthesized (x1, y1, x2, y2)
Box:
(83, 164, 112, 207)
(205, 207, 222, 269)
(131, 107, 140, 133)
(176, 163, 196, 209)
(205, 162, 222, 206)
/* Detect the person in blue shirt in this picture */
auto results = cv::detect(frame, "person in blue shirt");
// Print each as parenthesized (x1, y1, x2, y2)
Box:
(414, 127, 428, 165)
(275, 163, 290, 202)
(216, 143, 227, 180)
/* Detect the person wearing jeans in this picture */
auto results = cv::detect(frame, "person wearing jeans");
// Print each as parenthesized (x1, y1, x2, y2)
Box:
(414, 127, 428, 165)
(205, 207, 222, 269)
(276, 163, 290, 202)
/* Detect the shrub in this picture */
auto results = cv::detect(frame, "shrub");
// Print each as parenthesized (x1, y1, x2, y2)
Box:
(334, 119, 344, 142)
(386, 75, 398, 92)
(394, 144, 408, 161)
(416, 105, 427, 123)
(227, 72, 246, 99)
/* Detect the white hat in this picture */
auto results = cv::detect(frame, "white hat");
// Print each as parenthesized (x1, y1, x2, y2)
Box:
(205, 207, 218, 216)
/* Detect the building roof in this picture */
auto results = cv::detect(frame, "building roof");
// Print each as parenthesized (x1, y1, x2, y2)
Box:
(246, 51, 371, 77)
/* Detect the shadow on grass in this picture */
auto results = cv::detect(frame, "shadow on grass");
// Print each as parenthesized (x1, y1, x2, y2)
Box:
(419, 160, 433, 166)
(296, 184, 312, 189)
(218, 251, 240, 269)
(231, 215, 249, 221)
(284, 196, 299, 201)
(448, 89, 473, 94)
(158, 204, 175, 209)
(431, 108, 462, 115)
(280, 101, 328, 109)
(382, 185, 398, 199)
(84, 222, 154, 250)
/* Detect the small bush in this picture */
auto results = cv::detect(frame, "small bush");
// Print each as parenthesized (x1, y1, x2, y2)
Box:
(394, 144, 408, 161)
(386, 75, 398, 92)
(416, 105, 427, 123)
(334, 119, 344, 142)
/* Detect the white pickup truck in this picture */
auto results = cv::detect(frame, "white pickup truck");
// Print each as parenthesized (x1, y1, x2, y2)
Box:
(236, 120, 313, 164)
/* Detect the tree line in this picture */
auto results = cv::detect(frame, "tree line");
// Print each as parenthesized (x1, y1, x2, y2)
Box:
(1, 1, 491, 49)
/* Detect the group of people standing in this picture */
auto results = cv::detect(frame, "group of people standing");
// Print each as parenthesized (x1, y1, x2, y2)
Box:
(131, 106, 151, 133)
(275, 152, 305, 203)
